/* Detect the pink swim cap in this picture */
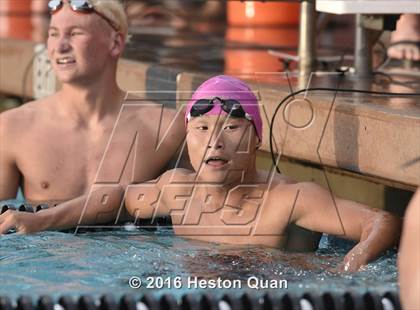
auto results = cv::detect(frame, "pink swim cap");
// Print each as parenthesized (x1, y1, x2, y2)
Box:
(185, 75, 262, 141)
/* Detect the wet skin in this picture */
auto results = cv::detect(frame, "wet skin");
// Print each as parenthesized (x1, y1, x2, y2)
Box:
(126, 115, 402, 272)
(1, 99, 184, 203)
(0, 5, 185, 233)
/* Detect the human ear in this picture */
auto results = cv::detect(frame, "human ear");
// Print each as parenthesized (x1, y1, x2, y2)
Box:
(110, 32, 125, 58)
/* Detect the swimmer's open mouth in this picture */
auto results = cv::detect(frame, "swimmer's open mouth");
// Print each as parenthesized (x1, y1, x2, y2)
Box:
(56, 57, 76, 65)
(205, 156, 229, 166)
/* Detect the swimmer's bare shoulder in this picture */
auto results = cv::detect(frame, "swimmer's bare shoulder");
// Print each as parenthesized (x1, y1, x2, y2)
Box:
(124, 100, 183, 129)
(0, 96, 56, 151)
(122, 100, 185, 151)
(125, 168, 194, 219)
(252, 173, 341, 237)
(252, 169, 296, 197)
(246, 172, 299, 229)
(0, 96, 57, 199)
(264, 180, 319, 213)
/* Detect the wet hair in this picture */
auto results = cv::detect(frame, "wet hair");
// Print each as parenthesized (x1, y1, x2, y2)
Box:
(90, 0, 128, 39)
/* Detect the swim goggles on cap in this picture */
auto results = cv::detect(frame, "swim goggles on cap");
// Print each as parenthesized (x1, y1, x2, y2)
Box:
(48, 0, 119, 31)
(189, 97, 252, 120)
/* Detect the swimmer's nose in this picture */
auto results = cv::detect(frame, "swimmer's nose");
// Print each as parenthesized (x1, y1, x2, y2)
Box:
(207, 142, 224, 150)
(57, 36, 71, 53)
(208, 133, 224, 150)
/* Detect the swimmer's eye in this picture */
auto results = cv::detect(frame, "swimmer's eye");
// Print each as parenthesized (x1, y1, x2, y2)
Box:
(196, 125, 208, 131)
(71, 31, 84, 36)
(224, 125, 238, 130)
(48, 32, 59, 38)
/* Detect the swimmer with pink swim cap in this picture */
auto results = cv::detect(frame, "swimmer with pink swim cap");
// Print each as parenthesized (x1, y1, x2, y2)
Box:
(185, 75, 263, 141)
(181, 75, 263, 184)
(126, 75, 401, 261)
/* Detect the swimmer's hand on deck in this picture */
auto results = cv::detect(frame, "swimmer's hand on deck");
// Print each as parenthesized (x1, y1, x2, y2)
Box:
(0, 210, 48, 234)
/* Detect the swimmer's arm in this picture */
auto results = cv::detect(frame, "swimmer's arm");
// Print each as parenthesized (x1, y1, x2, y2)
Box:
(0, 185, 125, 234)
(125, 168, 192, 220)
(290, 182, 401, 269)
(125, 171, 173, 219)
(0, 113, 21, 199)
(42, 185, 126, 230)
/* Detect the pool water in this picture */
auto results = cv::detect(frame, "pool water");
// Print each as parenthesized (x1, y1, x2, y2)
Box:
(0, 226, 398, 301)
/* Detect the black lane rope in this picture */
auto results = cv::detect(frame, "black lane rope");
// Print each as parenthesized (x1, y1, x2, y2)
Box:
(0, 291, 401, 310)
(269, 87, 420, 174)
